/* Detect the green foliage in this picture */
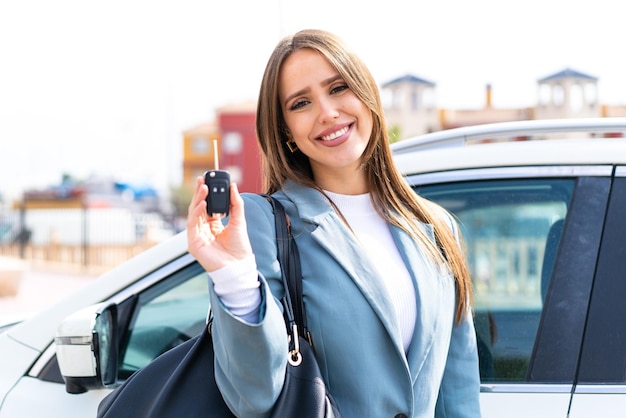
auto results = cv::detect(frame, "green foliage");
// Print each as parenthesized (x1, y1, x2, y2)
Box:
(169, 184, 194, 218)
(388, 125, 401, 144)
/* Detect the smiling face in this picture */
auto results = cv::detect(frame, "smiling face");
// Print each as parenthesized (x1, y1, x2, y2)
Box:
(278, 48, 373, 193)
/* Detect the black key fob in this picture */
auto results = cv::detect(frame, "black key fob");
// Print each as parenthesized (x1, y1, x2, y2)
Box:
(204, 170, 230, 217)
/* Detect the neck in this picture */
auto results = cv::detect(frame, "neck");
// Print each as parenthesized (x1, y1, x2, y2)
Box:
(312, 166, 368, 195)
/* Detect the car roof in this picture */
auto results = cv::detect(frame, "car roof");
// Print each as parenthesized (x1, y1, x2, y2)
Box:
(394, 138, 626, 176)
(391, 118, 626, 176)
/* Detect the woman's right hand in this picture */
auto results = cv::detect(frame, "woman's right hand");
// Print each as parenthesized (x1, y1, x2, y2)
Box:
(186, 176, 253, 272)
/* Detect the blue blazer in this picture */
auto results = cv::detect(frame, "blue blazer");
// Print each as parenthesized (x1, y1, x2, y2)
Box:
(209, 180, 481, 418)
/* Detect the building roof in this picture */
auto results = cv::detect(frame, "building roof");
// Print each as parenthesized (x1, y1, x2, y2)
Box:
(183, 121, 217, 136)
(538, 67, 598, 83)
(217, 100, 257, 114)
(382, 74, 436, 88)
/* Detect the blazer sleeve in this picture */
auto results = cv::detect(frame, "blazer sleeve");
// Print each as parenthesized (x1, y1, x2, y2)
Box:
(434, 303, 482, 417)
(209, 194, 289, 418)
(435, 212, 482, 417)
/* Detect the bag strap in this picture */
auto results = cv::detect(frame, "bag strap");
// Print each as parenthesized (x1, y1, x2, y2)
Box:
(263, 195, 311, 346)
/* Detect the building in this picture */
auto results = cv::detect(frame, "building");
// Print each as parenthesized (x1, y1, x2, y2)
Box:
(382, 74, 440, 139)
(382, 67, 626, 138)
(181, 101, 261, 193)
(534, 68, 600, 120)
(437, 84, 533, 131)
(216, 101, 261, 193)
(181, 121, 219, 187)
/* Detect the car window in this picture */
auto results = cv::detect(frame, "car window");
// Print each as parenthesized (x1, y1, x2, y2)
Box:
(417, 178, 575, 382)
(119, 262, 209, 378)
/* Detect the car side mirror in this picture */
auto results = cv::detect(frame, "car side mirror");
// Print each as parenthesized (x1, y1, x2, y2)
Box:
(55, 303, 118, 394)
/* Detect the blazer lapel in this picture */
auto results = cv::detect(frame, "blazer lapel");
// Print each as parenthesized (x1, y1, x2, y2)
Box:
(310, 213, 406, 355)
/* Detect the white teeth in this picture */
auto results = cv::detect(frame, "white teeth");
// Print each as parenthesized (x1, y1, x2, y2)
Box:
(321, 126, 348, 141)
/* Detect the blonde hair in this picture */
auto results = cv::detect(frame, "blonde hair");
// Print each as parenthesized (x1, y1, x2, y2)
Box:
(256, 29, 472, 322)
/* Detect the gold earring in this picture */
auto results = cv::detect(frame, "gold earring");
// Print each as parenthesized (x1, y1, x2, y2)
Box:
(286, 138, 298, 153)
(284, 129, 298, 153)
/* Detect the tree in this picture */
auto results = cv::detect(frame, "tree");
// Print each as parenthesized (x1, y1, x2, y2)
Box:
(169, 184, 194, 218)
(388, 124, 402, 144)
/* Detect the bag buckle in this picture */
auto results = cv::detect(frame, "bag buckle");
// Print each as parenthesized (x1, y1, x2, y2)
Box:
(288, 324, 302, 366)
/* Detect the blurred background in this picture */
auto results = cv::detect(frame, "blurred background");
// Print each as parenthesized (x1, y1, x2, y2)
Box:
(1, 0, 625, 318)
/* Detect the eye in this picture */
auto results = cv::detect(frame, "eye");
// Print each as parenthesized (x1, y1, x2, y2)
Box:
(289, 98, 309, 111)
(330, 83, 349, 95)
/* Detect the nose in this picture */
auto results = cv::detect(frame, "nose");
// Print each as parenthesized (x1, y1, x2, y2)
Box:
(317, 98, 339, 124)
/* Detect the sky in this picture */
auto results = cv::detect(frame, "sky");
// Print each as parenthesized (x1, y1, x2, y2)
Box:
(1, 0, 624, 201)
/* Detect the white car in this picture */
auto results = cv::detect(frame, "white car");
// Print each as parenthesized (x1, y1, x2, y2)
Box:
(2, 118, 626, 417)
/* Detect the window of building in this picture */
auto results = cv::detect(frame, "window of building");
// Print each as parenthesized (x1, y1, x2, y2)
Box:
(422, 87, 435, 110)
(570, 84, 583, 112)
(192, 137, 210, 155)
(585, 83, 597, 108)
(553, 85, 564, 108)
(539, 85, 551, 107)
(411, 89, 419, 111)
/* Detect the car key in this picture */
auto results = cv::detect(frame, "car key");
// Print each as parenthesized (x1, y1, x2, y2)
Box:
(204, 140, 230, 218)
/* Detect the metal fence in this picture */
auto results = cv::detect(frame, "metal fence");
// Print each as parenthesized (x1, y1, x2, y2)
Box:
(0, 204, 175, 273)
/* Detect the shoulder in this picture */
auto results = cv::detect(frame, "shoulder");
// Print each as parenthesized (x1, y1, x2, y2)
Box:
(241, 193, 293, 217)
(241, 193, 271, 208)
(240, 193, 275, 233)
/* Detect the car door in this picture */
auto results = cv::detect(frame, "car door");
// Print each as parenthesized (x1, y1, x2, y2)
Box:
(1, 255, 208, 418)
(113, 260, 209, 380)
(408, 165, 612, 418)
(568, 166, 626, 417)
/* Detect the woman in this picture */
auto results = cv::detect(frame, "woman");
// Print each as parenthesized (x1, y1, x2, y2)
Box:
(187, 29, 481, 418)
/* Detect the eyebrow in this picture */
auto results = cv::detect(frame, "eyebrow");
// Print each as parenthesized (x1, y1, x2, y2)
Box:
(283, 74, 343, 107)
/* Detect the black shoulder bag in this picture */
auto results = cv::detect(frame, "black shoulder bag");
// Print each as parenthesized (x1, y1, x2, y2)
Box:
(97, 196, 342, 418)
